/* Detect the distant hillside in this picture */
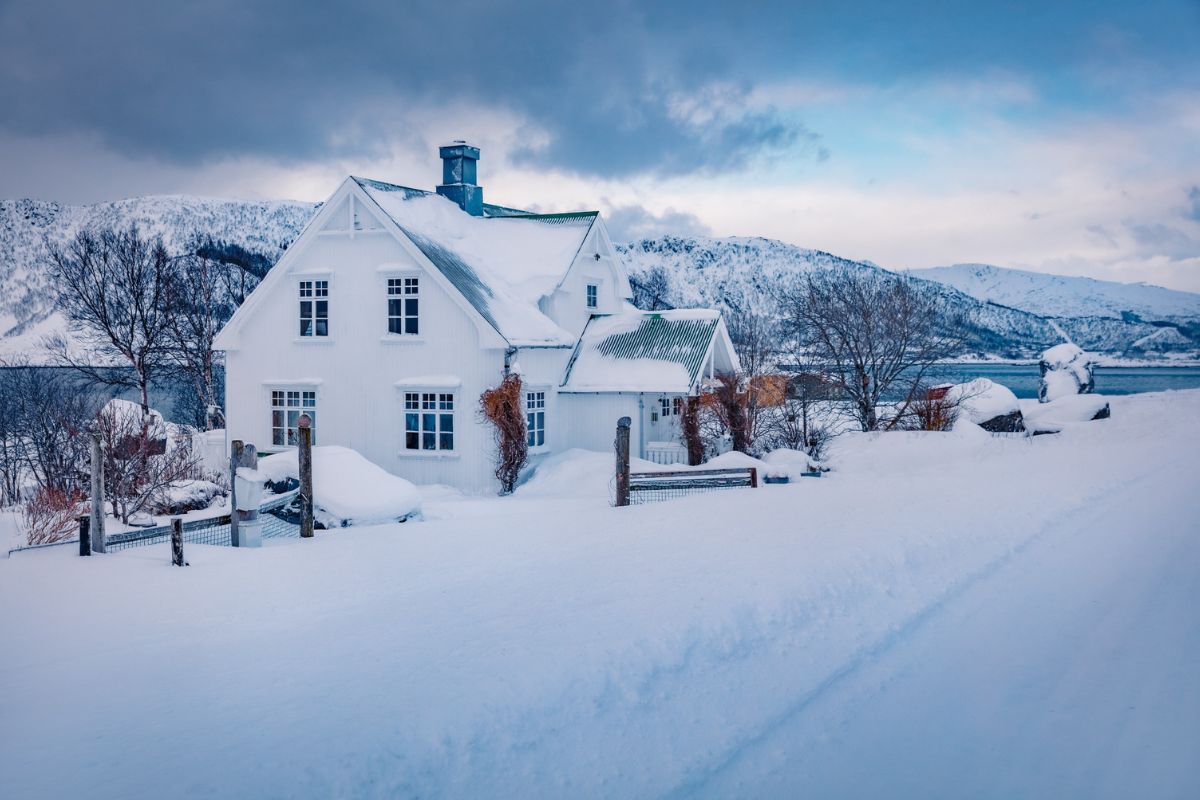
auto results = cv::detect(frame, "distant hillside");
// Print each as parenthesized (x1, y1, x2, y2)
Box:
(909, 263, 1200, 323)
(1, 195, 1196, 362)
(0, 195, 317, 360)
(617, 236, 1200, 358)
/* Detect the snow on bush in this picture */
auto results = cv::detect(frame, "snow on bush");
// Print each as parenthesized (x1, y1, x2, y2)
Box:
(1039, 343, 1096, 403)
(257, 446, 420, 526)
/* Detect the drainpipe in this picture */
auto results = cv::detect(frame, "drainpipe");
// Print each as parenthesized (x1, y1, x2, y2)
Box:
(637, 394, 645, 459)
(503, 346, 518, 377)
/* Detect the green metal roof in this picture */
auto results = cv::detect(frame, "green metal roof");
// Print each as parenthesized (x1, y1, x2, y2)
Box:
(561, 311, 723, 392)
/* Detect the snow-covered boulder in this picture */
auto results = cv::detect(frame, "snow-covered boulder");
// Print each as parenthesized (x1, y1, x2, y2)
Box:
(258, 446, 420, 527)
(1023, 394, 1112, 433)
(944, 378, 1025, 433)
(762, 448, 821, 479)
(1038, 343, 1095, 403)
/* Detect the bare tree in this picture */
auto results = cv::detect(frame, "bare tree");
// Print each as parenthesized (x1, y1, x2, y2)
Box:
(0, 360, 96, 499)
(44, 225, 175, 415)
(782, 266, 971, 432)
(164, 246, 235, 429)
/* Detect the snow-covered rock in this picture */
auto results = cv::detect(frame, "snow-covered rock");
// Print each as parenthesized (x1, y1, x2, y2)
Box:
(944, 378, 1025, 433)
(1024, 395, 1112, 432)
(1038, 343, 1096, 403)
(257, 446, 420, 527)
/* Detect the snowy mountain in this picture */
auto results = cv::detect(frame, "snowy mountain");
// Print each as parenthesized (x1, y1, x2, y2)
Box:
(617, 236, 1200, 358)
(0, 196, 317, 360)
(909, 263, 1200, 324)
(1, 195, 1196, 361)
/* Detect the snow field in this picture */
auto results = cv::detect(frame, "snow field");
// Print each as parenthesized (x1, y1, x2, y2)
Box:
(0, 391, 1197, 798)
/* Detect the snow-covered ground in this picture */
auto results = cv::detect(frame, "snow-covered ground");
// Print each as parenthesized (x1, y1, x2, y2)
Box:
(1, 391, 1198, 798)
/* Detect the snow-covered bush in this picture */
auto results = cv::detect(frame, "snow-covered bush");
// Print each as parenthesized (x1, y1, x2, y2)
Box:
(97, 399, 201, 524)
(258, 446, 420, 527)
(1039, 343, 1095, 403)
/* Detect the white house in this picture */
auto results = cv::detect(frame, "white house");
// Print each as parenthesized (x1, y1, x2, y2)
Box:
(214, 142, 739, 493)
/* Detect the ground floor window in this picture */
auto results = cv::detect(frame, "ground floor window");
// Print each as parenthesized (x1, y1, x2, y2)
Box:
(526, 390, 546, 448)
(404, 392, 455, 451)
(271, 390, 316, 446)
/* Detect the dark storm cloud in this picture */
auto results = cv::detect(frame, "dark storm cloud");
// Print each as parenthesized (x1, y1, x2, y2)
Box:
(0, 0, 1196, 179)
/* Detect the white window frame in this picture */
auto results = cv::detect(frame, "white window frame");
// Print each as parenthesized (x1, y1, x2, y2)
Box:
(403, 390, 456, 453)
(298, 278, 330, 338)
(659, 396, 673, 418)
(270, 388, 318, 447)
(525, 389, 547, 450)
(585, 283, 598, 309)
(387, 276, 420, 336)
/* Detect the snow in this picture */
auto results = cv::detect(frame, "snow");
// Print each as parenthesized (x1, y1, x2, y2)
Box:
(1, 392, 1197, 797)
(392, 375, 462, 388)
(560, 310, 719, 393)
(1023, 394, 1112, 430)
(257, 445, 420, 526)
(1042, 341, 1086, 365)
(357, 185, 584, 346)
(944, 377, 1020, 423)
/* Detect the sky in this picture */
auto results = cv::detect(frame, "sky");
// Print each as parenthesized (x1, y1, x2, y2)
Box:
(1, 0, 1198, 290)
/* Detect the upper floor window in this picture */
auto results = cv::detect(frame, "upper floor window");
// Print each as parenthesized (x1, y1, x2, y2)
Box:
(271, 389, 316, 446)
(404, 391, 454, 451)
(299, 280, 329, 337)
(388, 277, 419, 335)
(586, 283, 598, 309)
(659, 396, 673, 418)
(526, 391, 546, 448)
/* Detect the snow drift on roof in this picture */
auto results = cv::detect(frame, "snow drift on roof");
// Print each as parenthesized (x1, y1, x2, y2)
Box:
(355, 178, 596, 346)
(561, 310, 721, 393)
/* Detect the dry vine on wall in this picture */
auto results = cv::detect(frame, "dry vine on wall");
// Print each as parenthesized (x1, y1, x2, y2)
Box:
(479, 374, 528, 494)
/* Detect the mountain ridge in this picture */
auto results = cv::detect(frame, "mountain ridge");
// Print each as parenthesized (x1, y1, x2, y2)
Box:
(1, 195, 1197, 361)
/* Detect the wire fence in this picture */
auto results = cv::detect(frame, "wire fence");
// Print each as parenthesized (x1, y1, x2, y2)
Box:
(8, 489, 303, 556)
(627, 468, 759, 505)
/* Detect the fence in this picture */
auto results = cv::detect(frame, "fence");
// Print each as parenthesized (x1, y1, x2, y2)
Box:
(627, 467, 759, 505)
(8, 489, 302, 557)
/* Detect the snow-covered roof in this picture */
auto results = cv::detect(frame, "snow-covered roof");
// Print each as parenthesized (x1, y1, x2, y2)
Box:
(560, 309, 731, 393)
(354, 177, 598, 347)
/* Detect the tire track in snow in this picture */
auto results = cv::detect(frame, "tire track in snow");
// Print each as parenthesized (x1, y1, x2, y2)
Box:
(662, 451, 1192, 799)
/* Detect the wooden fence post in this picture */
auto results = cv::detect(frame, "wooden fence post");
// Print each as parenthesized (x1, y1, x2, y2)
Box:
(615, 416, 631, 507)
(171, 518, 186, 567)
(78, 516, 90, 557)
(229, 439, 243, 547)
(749, 467, 759, 489)
(235, 443, 258, 546)
(90, 430, 105, 554)
(298, 415, 314, 538)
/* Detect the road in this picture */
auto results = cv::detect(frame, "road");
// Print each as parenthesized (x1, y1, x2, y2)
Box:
(684, 460, 1200, 798)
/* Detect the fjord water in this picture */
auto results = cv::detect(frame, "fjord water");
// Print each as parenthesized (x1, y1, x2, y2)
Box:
(935, 364, 1200, 399)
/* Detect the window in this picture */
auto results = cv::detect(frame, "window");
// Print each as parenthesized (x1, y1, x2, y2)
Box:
(586, 283, 598, 309)
(387, 277, 419, 335)
(271, 390, 317, 446)
(526, 391, 546, 448)
(673, 397, 684, 416)
(404, 392, 454, 451)
(659, 397, 673, 418)
(299, 280, 329, 337)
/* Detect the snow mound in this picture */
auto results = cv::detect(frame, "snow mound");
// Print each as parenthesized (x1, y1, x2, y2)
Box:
(945, 378, 1020, 425)
(517, 448, 661, 499)
(258, 446, 420, 526)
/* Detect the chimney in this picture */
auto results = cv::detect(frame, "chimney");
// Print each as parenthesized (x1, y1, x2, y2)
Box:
(436, 141, 483, 216)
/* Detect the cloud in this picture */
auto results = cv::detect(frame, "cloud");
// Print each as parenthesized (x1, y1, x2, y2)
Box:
(1186, 186, 1200, 222)
(604, 204, 713, 242)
